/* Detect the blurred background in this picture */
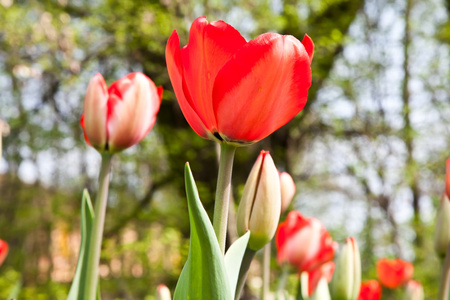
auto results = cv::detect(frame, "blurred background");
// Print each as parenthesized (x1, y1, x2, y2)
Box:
(0, 0, 449, 299)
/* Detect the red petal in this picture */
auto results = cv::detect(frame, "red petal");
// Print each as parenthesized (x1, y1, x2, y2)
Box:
(166, 29, 209, 138)
(180, 17, 246, 133)
(213, 33, 312, 142)
(302, 34, 314, 62)
(107, 73, 162, 152)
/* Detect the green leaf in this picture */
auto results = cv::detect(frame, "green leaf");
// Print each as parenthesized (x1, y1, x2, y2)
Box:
(224, 231, 250, 295)
(7, 277, 22, 300)
(67, 189, 96, 300)
(174, 163, 233, 300)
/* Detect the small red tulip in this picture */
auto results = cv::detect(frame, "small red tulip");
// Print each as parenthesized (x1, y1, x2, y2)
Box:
(357, 280, 381, 300)
(308, 261, 335, 296)
(279, 172, 296, 213)
(0, 239, 8, 266)
(376, 258, 413, 289)
(166, 16, 313, 145)
(276, 211, 337, 272)
(80, 72, 162, 153)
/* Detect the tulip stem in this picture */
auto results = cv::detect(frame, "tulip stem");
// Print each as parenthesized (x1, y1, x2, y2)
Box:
(261, 243, 271, 300)
(84, 153, 113, 300)
(235, 248, 256, 299)
(438, 242, 450, 300)
(213, 143, 236, 254)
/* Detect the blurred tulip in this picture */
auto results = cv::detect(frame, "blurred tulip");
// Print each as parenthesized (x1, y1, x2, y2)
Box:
(377, 258, 413, 289)
(166, 16, 314, 145)
(404, 280, 424, 300)
(156, 284, 171, 300)
(330, 237, 361, 300)
(276, 210, 337, 272)
(237, 151, 281, 250)
(279, 172, 296, 213)
(434, 159, 450, 258)
(310, 276, 331, 300)
(0, 239, 8, 266)
(308, 261, 335, 296)
(357, 280, 381, 300)
(81, 72, 162, 153)
(434, 193, 450, 258)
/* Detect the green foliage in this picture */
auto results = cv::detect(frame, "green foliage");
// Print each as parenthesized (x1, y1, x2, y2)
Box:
(174, 163, 232, 299)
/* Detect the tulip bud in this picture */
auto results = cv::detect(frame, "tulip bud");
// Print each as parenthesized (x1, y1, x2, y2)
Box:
(404, 280, 424, 300)
(0, 239, 8, 267)
(435, 159, 450, 258)
(434, 193, 450, 258)
(308, 261, 335, 296)
(331, 237, 361, 300)
(237, 150, 281, 250)
(156, 284, 171, 300)
(311, 276, 331, 300)
(279, 171, 296, 213)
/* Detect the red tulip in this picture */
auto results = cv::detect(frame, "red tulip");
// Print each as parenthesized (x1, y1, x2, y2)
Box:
(279, 171, 296, 213)
(0, 239, 8, 266)
(357, 280, 381, 300)
(275, 211, 336, 272)
(81, 72, 162, 153)
(446, 158, 450, 199)
(376, 258, 414, 288)
(308, 261, 335, 296)
(166, 16, 313, 145)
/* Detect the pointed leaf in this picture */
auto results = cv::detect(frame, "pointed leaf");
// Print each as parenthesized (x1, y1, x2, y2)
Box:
(224, 231, 250, 294)
(174, 163, 232, 300)
(67, 189, 95, 300)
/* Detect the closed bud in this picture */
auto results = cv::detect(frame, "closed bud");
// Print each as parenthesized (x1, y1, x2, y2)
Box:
(237, 150, 281, 250)
(156, 284, 171, 300)
(311, 276, 331, 300)
(331, 237, 361, 300)
(435, 159, 450, 258)
(404, 280, 424, 300)
(434, 193, 450, 258)
(279, 171, 296, 213)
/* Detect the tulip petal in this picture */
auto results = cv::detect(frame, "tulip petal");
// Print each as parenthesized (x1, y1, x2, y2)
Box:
(82, 73, 108, 150)
(166, 30, 210, 139)
(180, 17, 246, 133)
(213, 33, 312, 142)
(107, 73, 162, 152)
(302, 34, 314, 62)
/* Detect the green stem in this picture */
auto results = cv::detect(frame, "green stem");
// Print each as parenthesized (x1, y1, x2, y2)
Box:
(276, 265, 290, 299)
(261, 243, 271, 300)
(235, 248, 256, 299)
(212, 143, 236, 254)
(83, 153, 113, 299)
(438, 242, 450, 300)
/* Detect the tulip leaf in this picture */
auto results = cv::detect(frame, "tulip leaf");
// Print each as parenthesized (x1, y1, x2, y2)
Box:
(174, 163, 232, 300)
(67, 189, 100, 300)
(224, 231, 250, 295)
